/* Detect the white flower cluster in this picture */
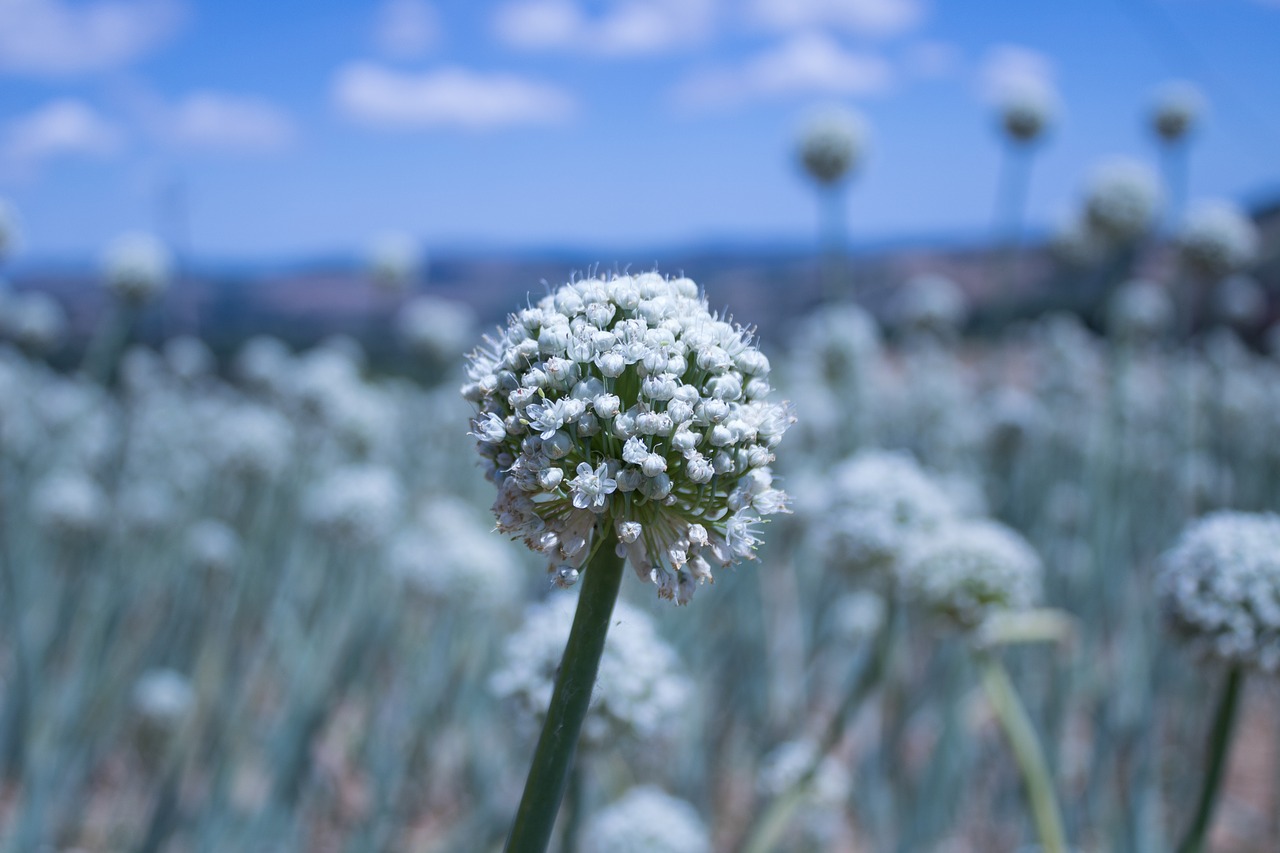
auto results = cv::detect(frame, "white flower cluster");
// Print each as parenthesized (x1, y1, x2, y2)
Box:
(386, 496, 521, 607)
(396, 295, 476, 365)
(1178, 201, 1259, 280)
(103, 232, 172, 304)
(490, 593, 692, 745)
(583, 786, 712, 853)
(797, 106, 865, 186)
(368, 232, 421, 294)
(1214, 274, 1266, 329)
(1151, 80, 1204, 143)
(887, 274, 969, 338)
(1083, 159, 1163, 245)
(303, 463, 403, 547)
(757, 738, 851, 806)
(998, 81, 1056, 143)
(898, 519, 1042, 630)
(1158, 511, 1280, 672)
(32, 470, 109, 541)
(464, 272, 794, 604)
(132, 668, 196, 728)
(186, 518, 242, 575)
(4, 291, 66, 355)
(1108, 279, 1174, 343)
(818, 450, 957, 577)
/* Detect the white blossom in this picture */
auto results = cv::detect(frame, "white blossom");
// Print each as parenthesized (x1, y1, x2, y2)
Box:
(584, 786, 711, 853)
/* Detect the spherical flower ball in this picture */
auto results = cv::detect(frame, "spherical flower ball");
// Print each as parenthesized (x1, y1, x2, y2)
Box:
(1048, 215, 1099, 268)
(1178, 200, 1259, 280)
(32, 470, 109, 541)
(757, 738, 851, 806)
(132, 668, 196, 728)
(1158, 511, 1280, 672)
(790, 301, 882, 386)
(583, 786, 711, 853)
(303, 463, 402, 548)
(463, 272, 795, 605)
(997, 80, 1056, 144)
(1083, 158, 1163, 245)
(207, 403, 295, 482)
(234, 336, 294, 396)
(396, 295, 476, 365)
(898, 519, 1042, 631)
(1150, 81, 1205, 144)
(368, 232, 422, 294)
(186, 519, 242, 575)
(7, 291, 67, 355)
(1214, 274, 1266, 329)
(797, 106, 866, 186)
(1107, 279, 1175, 343)
(386, 496, 522, 607)
(887, 274, 969, 338)
(829, 590, 887, 644)
(163, 335, 216, 382)
(490, 593, 692, 746)
(818, 450, 957, 578)
(102, 232, 171, 304)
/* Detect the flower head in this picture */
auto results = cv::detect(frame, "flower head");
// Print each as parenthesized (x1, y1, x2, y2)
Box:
(899, 519, 1042, 630)
(1151, 80, 1204, 143)
(103, 232, 171, 304)
(583, 786, 711, 853)
(463, 273, 794, 603)
(1178, 200, 1259, 280)
(1083, 158, 1163, 245)
(997, 79, 1056, 144)
(1158, 511, 1280, 672)
(797, 106, 866, 186)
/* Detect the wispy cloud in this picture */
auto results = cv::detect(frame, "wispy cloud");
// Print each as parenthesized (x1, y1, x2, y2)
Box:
(492, 0, 715, 57)
(673, 33, 893, 109)
(165, 92, 295, 152)
(745, 0, 925, 38)
(0, 0, 184, 77)
(2, 99, 122, 178)
(332, 63, 575, 130)
(976, 43, 1056, 102)
(374, 0, 440, 59)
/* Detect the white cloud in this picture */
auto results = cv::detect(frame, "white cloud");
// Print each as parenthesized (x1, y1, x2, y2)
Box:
(904, 40, 958, 79)
(977, 44, 1055, 103)
(0, 0, 184, 77)
(746, 0, 925, 38)
(673, 33, 893, 109)
(374, 0, 439, 59)
(332, 63, 575, 130)
(2, 99, 121, 175)
(166, 92, 295, 151)
(493, 0, 715, 56)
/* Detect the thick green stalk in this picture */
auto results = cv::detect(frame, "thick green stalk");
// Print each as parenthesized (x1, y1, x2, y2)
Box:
(1176, 666, 1245, 853)
(980, 656, 1068, 853)
(504, 532, 624, 853)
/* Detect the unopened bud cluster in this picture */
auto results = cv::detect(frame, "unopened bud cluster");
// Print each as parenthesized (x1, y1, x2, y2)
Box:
(463, 272, 794, 604)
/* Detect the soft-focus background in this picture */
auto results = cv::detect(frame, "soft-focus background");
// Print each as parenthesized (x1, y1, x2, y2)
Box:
(3, 1, 1280, 852)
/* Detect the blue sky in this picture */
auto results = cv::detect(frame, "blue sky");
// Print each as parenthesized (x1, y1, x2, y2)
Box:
(1, 0, 1278, 261)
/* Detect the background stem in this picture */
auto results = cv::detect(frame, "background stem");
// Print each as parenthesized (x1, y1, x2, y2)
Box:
(1176, 665, 1245, 853)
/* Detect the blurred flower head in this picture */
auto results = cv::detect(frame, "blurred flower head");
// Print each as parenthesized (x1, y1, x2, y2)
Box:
(1083, 158, 1163, 246)
(583, 785, 711, 853)
(1150, 80, 1205, 144)
(1159, 511, 1280, 672)
(103, 232, 172, 304)
(1178, 200, 1259, 280)
(797, 105, 866, 187)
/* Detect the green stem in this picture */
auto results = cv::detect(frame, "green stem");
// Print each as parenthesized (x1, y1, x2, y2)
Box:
(980, 656, 1068, 853)
(504, 531, 624, 853)
(1176, 666, 1245, 853)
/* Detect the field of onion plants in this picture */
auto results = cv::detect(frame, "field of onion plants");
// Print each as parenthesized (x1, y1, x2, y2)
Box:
(2, 91, 1279, 853)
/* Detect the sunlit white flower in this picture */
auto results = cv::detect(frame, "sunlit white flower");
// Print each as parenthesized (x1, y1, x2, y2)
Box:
(1178, 200, 1259, 279)
(103, 232, 171, 304)
(1083, 158, 1163, 245)
(490, 593, 692, 744)
(1151, 80, 1204, 144)
(163, 335, 216, 382)
(1159, 511, 1280, 672)
(997, 79, 1056, 144)
(797, 106, 866, 186)
(583, 786, 711, 853)
(899, 519, 1042, 630)
(464, 272, 794, 604)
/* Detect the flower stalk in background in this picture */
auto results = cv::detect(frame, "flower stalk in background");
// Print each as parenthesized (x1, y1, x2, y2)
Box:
(796, 106, 866, 300)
